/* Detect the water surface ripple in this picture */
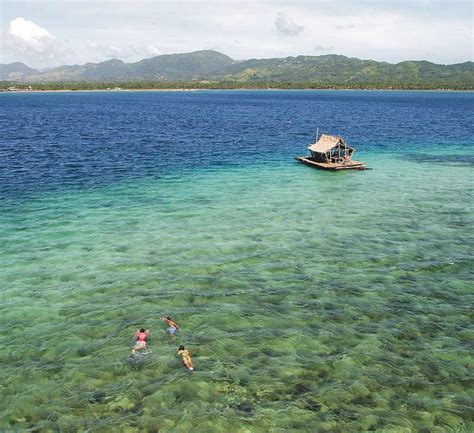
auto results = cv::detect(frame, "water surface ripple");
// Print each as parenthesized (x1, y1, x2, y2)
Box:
(0, 90, 473, 432)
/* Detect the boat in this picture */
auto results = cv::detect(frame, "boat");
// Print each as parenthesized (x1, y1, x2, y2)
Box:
(295, 133, 367, 171)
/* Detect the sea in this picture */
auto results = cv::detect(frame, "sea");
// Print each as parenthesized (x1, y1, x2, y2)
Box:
(0, 90, 472, 433)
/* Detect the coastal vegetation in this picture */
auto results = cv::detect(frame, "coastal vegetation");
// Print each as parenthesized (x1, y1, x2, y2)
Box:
(1, 50, 473, 90)
(2, 80, 473, 91)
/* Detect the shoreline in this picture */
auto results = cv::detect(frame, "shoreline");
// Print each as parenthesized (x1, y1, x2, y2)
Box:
(2, 87, 473, 93)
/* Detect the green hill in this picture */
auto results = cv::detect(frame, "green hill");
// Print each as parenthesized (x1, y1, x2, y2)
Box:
(0, 50, 234, 83)
(1, 51, 472, 89)
(218, 55, 473, 87)
(0, 62, 40, 81)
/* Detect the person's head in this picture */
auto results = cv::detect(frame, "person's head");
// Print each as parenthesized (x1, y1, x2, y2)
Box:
(139, 328, 145, 333)
(178, 345, 185, 351)
(166, 316, 172, 321)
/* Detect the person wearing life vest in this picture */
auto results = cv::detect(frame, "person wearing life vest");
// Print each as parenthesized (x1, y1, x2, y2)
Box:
(177, 345, 194, 371)
(161, 316, 180, 335)
(132, 328, 150, 354)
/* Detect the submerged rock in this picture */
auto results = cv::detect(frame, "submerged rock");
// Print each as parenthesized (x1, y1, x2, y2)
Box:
(293, 382, 312, 396)
(351, 396, 377, 407)
(89, 391, 106, 404)
(245, 351, 260, 359)
(76, 344, 98, 357)
(301, 397, 321, 412)
(330, 407, 359, 420)
(40, 411, 58, 423)
(235, 402, 254, 414)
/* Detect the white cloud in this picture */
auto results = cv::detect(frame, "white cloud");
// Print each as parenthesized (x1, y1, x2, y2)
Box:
(7, 17, 65, 60)
(1, 2, 471, 66)
(275, 13, 304, 37)
(9, 17, 52, 48)
(87, 41, 161, 62)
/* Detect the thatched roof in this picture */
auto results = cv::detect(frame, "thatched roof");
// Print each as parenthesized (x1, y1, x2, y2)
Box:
(308, 134, 343, 153)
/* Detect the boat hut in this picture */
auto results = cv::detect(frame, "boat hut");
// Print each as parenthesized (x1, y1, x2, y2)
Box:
(295, 133, 366, 170)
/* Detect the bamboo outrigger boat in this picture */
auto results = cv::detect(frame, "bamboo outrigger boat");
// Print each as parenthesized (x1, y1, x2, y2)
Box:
(295, 132, 366, 171)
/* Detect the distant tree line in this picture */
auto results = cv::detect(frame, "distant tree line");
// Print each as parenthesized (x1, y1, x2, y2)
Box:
(1, 80, 473, 91)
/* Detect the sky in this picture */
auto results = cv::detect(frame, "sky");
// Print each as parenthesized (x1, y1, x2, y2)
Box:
(1, 0, 473, 68)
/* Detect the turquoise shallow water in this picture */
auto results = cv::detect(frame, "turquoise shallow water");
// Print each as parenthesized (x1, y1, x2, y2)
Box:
(0, 91, 473, 432)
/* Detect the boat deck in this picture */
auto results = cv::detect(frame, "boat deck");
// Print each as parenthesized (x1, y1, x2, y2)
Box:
(295, 156, 367, 171)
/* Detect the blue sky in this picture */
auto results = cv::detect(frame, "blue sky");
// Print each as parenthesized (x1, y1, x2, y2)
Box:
(1, 0, 472, 68)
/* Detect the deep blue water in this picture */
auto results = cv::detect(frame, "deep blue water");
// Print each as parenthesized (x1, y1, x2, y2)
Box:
(0, 90, 473, 432)
(1, 90, 472, 200)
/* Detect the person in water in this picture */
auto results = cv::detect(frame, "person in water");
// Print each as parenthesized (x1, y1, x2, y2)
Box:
(132, 328, 150, 354)
(161, 316, 180, 335)
(177, 345, 194, 371)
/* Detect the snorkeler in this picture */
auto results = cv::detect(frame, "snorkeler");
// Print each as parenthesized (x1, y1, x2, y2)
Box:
(132, 328, 150, 354)
(161, 316, 180, 335)
(177, 345, 194, 371)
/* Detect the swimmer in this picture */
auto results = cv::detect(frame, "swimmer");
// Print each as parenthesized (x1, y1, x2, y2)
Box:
(132, 328, 150, 354)
(177, 345, 194, 371)
(161, 316, 180, 335)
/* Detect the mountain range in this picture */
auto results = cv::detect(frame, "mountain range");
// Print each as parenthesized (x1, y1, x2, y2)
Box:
(1, 50, 473, 87)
